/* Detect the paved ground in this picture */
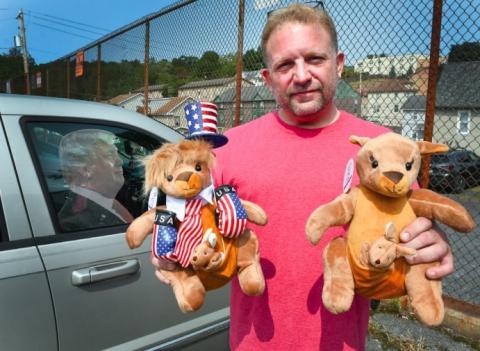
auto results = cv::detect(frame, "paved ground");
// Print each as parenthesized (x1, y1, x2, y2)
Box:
(366, 311, 479, 351)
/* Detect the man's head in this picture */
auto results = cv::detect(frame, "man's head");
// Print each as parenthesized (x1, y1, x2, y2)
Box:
(261, 4, 338, 66)
(60, 129, 125, 197)
(260, 4, 344, 128)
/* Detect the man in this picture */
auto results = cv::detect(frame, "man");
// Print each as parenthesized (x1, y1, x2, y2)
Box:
(154, 4, 452, 350)
(58, 129, 133, 232)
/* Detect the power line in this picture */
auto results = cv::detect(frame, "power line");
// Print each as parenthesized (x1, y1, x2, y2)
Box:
(31, 22, 96, 41)
(30, 14, 108, 36)
(26, 9, 112, 32)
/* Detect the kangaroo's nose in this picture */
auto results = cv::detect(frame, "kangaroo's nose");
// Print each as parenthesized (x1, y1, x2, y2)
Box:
(383, 171, 403, 184)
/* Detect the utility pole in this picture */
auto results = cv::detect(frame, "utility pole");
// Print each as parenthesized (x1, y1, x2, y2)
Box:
(16, 9, 31, 95)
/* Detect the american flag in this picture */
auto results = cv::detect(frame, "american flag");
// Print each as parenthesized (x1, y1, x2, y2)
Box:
(184, 102, 219, 136)
(216, 185, 248, 238)
(174, 199, 204, 267)
(152, 211, 177, 261)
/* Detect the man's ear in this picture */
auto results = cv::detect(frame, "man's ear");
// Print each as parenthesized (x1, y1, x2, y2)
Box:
(336, 51, 345, 78)
(261, 68, 271, 88)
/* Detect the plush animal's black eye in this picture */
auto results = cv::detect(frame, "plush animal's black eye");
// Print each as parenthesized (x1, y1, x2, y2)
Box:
(371, 159, 378, 168)
(405, 161, 413, 171)
(195, 164, 202, 171)
(166, 175, 173, 182)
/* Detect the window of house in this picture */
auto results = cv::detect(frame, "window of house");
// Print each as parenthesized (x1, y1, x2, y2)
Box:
(457, 111, 470, 135)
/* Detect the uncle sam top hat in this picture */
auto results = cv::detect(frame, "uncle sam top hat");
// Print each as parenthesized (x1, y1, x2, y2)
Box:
(184, 101, 228, 148)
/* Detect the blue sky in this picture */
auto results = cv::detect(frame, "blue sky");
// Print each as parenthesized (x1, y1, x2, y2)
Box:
(0, 0, 179, 64)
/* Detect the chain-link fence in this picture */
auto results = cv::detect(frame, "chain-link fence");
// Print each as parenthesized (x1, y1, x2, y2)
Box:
(3, 0, 480, 308)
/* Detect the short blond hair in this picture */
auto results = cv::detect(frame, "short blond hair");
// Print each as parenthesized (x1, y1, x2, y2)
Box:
(261, 3, 338, 65)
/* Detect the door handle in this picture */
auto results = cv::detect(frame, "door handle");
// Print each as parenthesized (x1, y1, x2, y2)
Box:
(72, 259, 140, 286)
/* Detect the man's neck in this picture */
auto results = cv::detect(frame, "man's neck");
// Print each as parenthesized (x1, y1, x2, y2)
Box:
(279, 104, 340, 129)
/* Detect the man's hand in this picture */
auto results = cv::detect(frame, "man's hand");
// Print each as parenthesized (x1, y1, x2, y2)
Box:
(400, 217, 453, 279)
(151, 256, 178, 285)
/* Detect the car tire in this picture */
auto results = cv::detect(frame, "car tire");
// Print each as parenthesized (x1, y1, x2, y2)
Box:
(451, 176, 466, 194)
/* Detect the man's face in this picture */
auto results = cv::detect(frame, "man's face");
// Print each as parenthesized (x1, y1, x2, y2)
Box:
(262, 22, 344, 127)
(89, 143, 125, 197)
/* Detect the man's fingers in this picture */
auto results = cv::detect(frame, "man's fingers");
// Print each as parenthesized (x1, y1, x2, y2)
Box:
(426, 250, 455, 279)
(151, 256, 177, 270)
(400, 217, 432, 242)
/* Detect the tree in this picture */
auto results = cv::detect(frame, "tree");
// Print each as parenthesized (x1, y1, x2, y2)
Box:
(243, 47, 263, 71)
(448, 41, 480, 62)
(196, 51, 220, 79)
(0, 48, 36, 81)
(388, 66, 396, 78)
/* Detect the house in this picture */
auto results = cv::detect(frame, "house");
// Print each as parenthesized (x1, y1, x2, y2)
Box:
(133, 84, 166, 99)
(107, 92, 144, 112)
(213, 79, 360, 130)
(214, 85, 276, 129)
(401, 95, 426, 140)
(361, 78, 417, 132)
(177, 77, 253, 102)
(242, 70, 264, 86)
(335, 80, 361, 116)
(150, 96, 196, 132)
(432, 61, 480, 153)
(355, 54, 430, 76)
(400, 61, 480, 154)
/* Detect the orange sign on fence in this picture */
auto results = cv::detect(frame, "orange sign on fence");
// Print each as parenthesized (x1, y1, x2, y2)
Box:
(75, 51, 84, 77)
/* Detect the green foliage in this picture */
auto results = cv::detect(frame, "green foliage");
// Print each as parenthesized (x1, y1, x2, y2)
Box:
(243, 47, 263, 71)
(448, 41, 480, 62)
(0, 48, 36, 81)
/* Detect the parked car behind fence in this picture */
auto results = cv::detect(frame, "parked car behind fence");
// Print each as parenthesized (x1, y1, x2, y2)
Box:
(424, 149, 480, 194)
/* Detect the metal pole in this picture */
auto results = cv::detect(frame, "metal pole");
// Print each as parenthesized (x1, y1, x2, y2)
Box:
(96, 45, 102, 102)
(419, 0, 443, 188)
(16, 9, 30, 95)
(234, 0, 245, 127)
(66, 58, 70, 98)
(144, 21, 150, 116)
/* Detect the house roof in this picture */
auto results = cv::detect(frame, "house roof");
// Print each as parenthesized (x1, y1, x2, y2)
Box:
(151, 96, 192, 116)
(365, 79, 417, 94)
(436, 61, 480, 108)
(335, 80, 360, 99)
(214, 85, 274, 103)
(402, 95, 426, 110)
(178, 77, 252, 89)
(107, 92, 143, 105)
(133, 84, 166, 93)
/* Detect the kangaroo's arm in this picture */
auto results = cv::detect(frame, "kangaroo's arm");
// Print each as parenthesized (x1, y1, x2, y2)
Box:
(240, 200, 268, 226)
(408, 189, 475, 233)
(306, 187, 358, 245)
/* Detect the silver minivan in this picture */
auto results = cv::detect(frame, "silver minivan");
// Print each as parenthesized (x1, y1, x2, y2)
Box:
(0, 94, 229, 350)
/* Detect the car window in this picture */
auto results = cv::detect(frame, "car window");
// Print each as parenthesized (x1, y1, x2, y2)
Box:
(26, 122, 163, 233)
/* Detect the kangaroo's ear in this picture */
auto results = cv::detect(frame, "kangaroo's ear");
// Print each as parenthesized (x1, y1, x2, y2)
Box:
(349, 135, 370, 147)
(359, 242, 371, 266)
(416, 141, 449, 156)
(384, 221, 397, 242)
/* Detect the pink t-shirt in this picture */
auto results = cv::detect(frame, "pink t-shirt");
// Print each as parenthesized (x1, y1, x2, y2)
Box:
(213, 111, 389, 351)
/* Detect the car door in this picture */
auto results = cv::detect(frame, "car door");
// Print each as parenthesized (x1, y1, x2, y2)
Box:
(3, 111, 229, 351)
(0, 118, 57, 351)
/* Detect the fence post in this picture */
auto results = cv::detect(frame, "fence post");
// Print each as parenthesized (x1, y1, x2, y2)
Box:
(66, 58, 70, 99)
(234, 0, 245, 127)
(144, 21, 150, 116)
(419, 0, 443, 188)
(96, 44, 102, 102)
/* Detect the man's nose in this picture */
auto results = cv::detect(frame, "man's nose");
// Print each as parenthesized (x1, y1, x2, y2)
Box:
(292, 62, 311, 84)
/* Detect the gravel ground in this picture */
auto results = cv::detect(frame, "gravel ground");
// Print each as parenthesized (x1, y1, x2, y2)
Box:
(366, 312, 479, 351)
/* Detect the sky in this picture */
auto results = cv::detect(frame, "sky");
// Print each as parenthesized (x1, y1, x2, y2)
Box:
(0, 0, 180, 64)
